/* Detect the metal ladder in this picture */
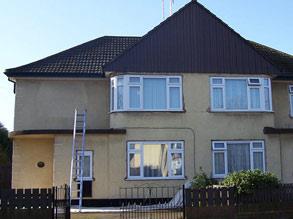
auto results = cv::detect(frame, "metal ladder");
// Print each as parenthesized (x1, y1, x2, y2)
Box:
(69, 109, 87, 211)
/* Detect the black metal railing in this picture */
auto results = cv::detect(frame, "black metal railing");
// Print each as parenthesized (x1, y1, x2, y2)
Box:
(53, 185, 71, 219)
(120, 185, 184, 219)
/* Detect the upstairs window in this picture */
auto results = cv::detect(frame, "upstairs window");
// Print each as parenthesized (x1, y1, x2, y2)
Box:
(210, 77, 272, 112)
(110, 75, 182, 111)
(289, 85, 293, 117)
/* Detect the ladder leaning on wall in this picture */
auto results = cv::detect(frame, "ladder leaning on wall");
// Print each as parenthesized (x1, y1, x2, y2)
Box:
(69, 109, 87, 211)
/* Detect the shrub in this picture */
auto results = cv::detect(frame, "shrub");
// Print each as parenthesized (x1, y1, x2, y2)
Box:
(191, 168, 216, 189)
(221, 170, 280, 194)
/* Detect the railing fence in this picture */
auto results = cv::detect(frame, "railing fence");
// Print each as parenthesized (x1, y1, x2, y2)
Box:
(120, 185, 184, 219)
(0, 185, 70, 219)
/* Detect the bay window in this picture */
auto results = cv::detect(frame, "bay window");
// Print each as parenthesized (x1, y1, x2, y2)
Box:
(212, 141, 265, 178)
(210, 77, 272, 111)
(110, 75, 182, 111)
(289, 85, 293, 116)
(127, 141, 184, 179)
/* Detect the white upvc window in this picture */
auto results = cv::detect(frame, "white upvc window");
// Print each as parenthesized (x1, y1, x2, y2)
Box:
(210, 77, 272, 112)
(212, 141, 265, 178)
(76, 151, 93, 181)
(127, 141, 184, 180)
(289, 85, 293, 117)
(110, 75, 183, 112)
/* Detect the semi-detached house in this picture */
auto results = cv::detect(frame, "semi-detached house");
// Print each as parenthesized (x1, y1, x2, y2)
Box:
(4, 1, 293, 206)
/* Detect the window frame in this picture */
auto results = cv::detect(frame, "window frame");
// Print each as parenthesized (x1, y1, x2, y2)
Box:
(212, 140, 265, 178)
(289, 85, 293, 117)
(127, 141, 185, 180)
(110, 75, 183, 112)
(76, 150, 93, 181)
(210, 77, 272, 112)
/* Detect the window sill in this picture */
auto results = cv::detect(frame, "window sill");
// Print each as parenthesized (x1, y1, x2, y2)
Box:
(125, 176, 187, 181)
(110, 110, 185, 114)
(209, 110, 274, 114)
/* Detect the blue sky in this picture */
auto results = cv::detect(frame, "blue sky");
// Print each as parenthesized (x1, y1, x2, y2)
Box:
(0, 0, 292, 130)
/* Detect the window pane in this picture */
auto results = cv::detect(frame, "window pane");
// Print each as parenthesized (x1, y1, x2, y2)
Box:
(214, 143, 225, 149)
(250, 88, 260, 109)
(213, 88, 223, 109)
(227, 143, 250, 173)
(83, 156, 91, 178)
(171, 153, 183, 176)
(143, 144, 168, 177)
(253, 152, 264, 171)
(111, 86, 114, 111)
(129, 87, 140, 108)
(290, 95, 293, 115)
(129, 153, 141, 176)
(212, 78, 223, 85)
(77, 154, 91, 178)
(169, 87, 180, 108)
(129, 143, 140, 150)
(143, 78, 167, 109)
(171, 143, 182, 150)
(117, 85, 123, 109)
(264, 87, 270, 110)
(129, 77, 140, 83)
(226, 79, 248, 109)
(252, 142, 263, 149)
(169, 78, 180, 84)
(214, 152, 225, 175)
(263, 79, 269, 86)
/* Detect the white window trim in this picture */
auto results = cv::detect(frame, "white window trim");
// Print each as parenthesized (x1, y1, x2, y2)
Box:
(110, 75, 183, 112)
(212, 140, 265, 178)
(76, 150, 93, 181)
(127, 141, 185, 180)
(210, 77, 272, 112)
(289, 85, 293, 117)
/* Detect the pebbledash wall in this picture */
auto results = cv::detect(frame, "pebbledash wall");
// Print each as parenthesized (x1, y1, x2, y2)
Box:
(10, 73, 293, 198)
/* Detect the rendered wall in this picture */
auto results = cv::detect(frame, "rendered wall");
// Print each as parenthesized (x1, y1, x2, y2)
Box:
(272, 81, 293, 128)
(110, 73, 282, 180)
(14, 78, 109, 131)
(12, 137, 54, 188)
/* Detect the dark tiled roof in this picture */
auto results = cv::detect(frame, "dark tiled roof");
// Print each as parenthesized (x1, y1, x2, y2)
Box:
(5, 36, 140, 77)
(249, 41, 293, 76)
(4, 2, 293, 79)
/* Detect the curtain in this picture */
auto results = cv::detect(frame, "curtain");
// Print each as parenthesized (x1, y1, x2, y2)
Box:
(129, 86, 140, 108)
(226, 79, 248, 109)
(169, 87, 180, 108)
(250, 88, 260, 109)
(129, 153, 141, 176)
(227, 143, 250, 173)
(253, 152, 264, 171)
(213, 87, 223, 108)
(117, 78, 124, 109)
(264, 87, 270, 110)
(143, 78, 167, 109)
(214, 152, 225, 174)
(143, 144, 168, 177)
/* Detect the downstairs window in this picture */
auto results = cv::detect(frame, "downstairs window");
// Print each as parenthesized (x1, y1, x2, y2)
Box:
(127, 141, 184, 179)
(212, 141, 265, 178)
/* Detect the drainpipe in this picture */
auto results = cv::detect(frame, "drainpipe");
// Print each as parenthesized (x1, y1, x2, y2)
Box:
(8, 78, 16, 94)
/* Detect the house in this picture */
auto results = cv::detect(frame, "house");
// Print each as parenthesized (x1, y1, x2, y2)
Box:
(4, 1, 293, 206)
